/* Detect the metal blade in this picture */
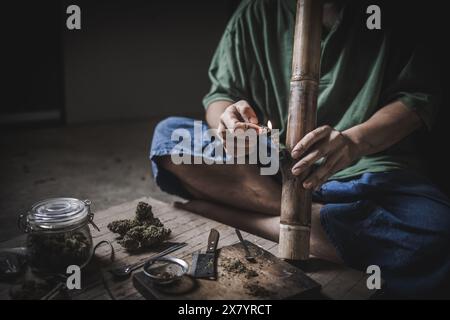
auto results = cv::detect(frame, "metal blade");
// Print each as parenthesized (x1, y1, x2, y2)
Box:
(193, 252, 216, 279)
(190, 251, 200, 277)
(235, 229, 256, 262)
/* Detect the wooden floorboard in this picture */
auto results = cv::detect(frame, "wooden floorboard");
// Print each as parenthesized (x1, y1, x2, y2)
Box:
(0, 196, 375, 300)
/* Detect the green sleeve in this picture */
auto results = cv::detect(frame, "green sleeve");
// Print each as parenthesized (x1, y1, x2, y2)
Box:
(383, 45, 441, 130)
(202, 16, 250, 109)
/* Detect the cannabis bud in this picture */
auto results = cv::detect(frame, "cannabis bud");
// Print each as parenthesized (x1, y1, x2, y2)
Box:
(135, 202, 153, 223)
(27, 231, 92, 274)
(107, 219, 140, 237)
(108, 202, 171, 251)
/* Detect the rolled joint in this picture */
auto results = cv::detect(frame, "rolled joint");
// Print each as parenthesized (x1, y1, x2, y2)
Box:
(258, 125, 272, 135)
(278, 223, 311, 261)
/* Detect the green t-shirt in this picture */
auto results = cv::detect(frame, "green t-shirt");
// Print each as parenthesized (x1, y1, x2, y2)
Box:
(202, 0, 440, 180)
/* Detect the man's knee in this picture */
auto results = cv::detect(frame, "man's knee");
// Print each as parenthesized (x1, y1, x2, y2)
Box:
(153, 116, 189, 139)
(151, 116, 197, 170)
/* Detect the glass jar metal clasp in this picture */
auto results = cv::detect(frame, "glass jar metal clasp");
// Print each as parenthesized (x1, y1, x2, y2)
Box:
(84, 199, 100, 232)
(17, 212, 30, 233)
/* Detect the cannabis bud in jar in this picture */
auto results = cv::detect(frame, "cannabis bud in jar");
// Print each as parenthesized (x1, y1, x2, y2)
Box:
(27, 231, 91, 274)
(19, 198, 97, 274)
(108, 202, 171, 251)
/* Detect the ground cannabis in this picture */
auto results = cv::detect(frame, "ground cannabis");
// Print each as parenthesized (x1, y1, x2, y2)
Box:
(221, 258, 259, 279)
(108, 202, 171, 251)
(244, 283, 274, 298)
(246, 269, 259, 279)
(156, 271, 173, 280)
(27, 230, 92, 274)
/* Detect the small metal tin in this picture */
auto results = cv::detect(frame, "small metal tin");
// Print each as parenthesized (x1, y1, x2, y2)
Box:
(143, 256, 189, 285)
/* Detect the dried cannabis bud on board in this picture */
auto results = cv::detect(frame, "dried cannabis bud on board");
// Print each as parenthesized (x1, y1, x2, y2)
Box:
(107, 202, 171, 251)
(135, 202, 158, 223)
(107, 219, 140, 237)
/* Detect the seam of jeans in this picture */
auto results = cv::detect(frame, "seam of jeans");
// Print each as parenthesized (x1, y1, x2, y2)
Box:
(319, 205, 349, 265)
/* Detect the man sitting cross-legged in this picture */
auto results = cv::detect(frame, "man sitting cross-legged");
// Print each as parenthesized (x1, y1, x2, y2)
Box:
(150, 0, 450, 297)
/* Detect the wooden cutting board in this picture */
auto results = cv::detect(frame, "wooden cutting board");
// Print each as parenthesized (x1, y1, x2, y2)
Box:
(133, 240, 320, 300)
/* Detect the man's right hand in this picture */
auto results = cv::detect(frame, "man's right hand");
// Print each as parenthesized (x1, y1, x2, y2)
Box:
(207, 100, 261, 156)
(217, 100, 261, 138)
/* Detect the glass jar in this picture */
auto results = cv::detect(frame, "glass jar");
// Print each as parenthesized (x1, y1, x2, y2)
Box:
(18, 198, 98, 274)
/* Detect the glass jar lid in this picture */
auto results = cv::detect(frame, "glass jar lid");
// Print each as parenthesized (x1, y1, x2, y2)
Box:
(20, 198, 93, 232)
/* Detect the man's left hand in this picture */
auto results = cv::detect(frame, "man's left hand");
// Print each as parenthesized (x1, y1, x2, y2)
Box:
(291, 125, 362, 190)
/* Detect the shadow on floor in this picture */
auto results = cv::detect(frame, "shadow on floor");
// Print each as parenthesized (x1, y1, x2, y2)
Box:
(0, 117, 185, 242)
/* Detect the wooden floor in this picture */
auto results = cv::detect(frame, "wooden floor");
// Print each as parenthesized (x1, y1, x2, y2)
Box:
(0, 197, 375, 300)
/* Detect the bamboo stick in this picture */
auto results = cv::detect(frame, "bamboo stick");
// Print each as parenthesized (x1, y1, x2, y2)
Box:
(278, 0, 323, 261)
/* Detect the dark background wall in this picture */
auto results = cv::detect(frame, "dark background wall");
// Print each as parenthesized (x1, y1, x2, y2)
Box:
(2, 0, 238, 124)
(62, 0, 237, 123)
(2, 1, 62, 122)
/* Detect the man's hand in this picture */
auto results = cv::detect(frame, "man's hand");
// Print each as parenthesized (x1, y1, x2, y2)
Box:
(291, 125, 362, 190)
(217, 100, 261, 137)
(290, 101, 422, 190)
(216, 100, 263, 156)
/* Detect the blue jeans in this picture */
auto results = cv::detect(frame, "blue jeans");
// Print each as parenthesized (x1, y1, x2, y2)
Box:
(150, 116, 450, 297)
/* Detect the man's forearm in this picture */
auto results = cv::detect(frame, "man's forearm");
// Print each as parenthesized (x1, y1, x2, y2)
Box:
(290, 100, 423, 189)
(205, 100, 234, 128)
(207, 99, 422, 162)
(343, 100, 423, 158)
